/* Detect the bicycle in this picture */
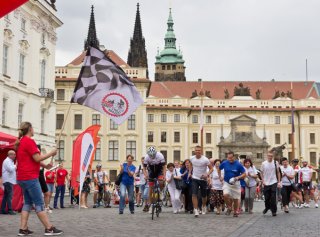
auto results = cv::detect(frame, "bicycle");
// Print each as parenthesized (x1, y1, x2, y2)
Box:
(150, 178, 162, 220)
(94, 182, 111, 208)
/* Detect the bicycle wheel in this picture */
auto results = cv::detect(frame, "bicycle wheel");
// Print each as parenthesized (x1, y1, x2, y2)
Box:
(156, 204, 160, 217)
(151, 204, 155, 220)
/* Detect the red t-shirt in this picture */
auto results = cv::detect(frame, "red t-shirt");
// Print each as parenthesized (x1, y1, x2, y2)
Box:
(45, 171, 56, 184)
(16, 136, 40, 181)
(56, 169, 68, 186)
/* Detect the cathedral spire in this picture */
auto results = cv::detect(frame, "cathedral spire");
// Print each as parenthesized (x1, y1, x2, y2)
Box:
(127, 3, 148, 72)
(133, 3, 143, 41)
(84, 5, 100, 50)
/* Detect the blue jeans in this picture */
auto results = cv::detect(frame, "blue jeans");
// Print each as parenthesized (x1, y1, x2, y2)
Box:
(54, 185, 66, 208)
(18, 179, 44, 213)
(119, 183, 134, 212)
(140, 183, 149, 201)
(1, 182, 13, 212)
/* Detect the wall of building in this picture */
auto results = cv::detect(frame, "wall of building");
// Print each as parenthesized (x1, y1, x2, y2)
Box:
(0, 1, 62, 151)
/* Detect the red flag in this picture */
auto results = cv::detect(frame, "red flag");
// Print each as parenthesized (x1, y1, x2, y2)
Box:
(0, 0, 29, 18)
(71, 125, 100, 196)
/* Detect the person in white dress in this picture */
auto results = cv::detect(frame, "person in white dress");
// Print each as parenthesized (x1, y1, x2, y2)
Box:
(243, 159, 258, 214)
(166, 163, 182, 214)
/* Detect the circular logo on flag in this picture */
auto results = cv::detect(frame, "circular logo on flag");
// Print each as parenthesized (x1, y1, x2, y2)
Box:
(101, 92, 129, 117)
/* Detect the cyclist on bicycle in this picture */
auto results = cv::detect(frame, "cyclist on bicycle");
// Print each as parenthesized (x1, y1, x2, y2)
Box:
(143, 146, 166, 213)
(93, 163, 111, 208)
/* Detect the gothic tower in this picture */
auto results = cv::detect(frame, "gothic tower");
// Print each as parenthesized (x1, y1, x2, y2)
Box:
(155, 8, 186, 81)
(84, 5, 100, 50)
(127, 3, 148, 77)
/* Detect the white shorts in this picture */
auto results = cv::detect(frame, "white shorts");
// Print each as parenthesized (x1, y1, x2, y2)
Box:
(223, 182, 241, 200)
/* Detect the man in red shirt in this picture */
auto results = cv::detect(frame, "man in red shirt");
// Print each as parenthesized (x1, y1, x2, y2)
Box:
(45, 169, 56, 212)
(53, 163, 69, 209)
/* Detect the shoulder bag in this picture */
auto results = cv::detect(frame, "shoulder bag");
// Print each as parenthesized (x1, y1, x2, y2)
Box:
(174, 169, 186, 190)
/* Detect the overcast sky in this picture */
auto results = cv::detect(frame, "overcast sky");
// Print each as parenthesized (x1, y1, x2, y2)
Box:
(55, 0, 320, 82)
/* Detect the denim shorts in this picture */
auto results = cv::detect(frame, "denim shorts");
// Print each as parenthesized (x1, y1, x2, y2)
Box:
(47, 183, 55, 193)
(18, 178, 45, 213)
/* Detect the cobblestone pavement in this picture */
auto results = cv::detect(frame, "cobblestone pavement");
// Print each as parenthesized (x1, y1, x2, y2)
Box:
(0, 198, 319, 237)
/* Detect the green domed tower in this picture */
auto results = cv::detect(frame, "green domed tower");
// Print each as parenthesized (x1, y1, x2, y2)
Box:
(155, 8, 186, 81)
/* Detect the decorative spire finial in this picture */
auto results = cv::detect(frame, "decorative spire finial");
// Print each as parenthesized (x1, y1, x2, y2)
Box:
(84, 5, 100, 50)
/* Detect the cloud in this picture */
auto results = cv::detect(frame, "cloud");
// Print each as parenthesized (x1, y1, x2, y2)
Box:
(55, 0, 320, 82)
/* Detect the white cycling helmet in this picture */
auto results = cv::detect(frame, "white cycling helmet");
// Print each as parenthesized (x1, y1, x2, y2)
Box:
(147, 146, 157, 159)
(96, 163, 102, 168)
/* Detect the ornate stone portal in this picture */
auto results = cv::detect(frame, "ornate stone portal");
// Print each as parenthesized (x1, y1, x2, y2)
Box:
(218, 115, 269, 165)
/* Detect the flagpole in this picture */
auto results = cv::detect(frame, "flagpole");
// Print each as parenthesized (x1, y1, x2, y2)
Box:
(200, 80, 204, 154)
(290, 82, 295, 162)
(52, 103, 73, 163)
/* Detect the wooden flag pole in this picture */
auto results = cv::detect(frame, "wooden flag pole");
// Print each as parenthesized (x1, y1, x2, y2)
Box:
(51, 103, 73, 163)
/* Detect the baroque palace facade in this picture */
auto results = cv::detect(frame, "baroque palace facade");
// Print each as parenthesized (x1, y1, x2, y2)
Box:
(55, 5, 320, 180)
(0, 0, 62, 151)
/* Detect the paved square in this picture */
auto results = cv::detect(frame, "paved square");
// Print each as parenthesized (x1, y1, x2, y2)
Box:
(1, 198, 319, 237)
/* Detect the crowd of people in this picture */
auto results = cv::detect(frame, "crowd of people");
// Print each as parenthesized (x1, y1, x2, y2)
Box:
(0, 121, 320, 236)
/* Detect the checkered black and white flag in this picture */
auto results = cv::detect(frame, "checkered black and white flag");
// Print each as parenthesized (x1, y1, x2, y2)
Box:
(71, 46, 144, 125)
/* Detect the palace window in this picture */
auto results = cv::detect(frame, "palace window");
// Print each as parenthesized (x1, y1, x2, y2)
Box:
(126, 141, 136, 159)
(148, 131, 154, 143)
(2, 45, 8, 75)
(206, 133, 211, 144)
(74, 114, 82, 129)
(192, 115, 198, 123)
(148, 114, 154, 122)
(174, 114, 180, 122)
(127, 115, 135, 130)
(309, 115, 315, 124)
(275, 133, 280, 144)
(92, 114, 100, 125)
(110, 119, 118, 130)
(174, 132, 180, 143)
(310, 133, 315, 144)
(161, 131, 167, 143)
(57, 89, 65, 100)
(173, 150, 181, 162)
(193, 133, 198, 143)
(108, 141, 119, 161)
(161, 114, 167, 123)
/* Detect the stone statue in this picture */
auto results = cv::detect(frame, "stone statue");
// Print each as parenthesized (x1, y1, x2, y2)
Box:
(287, 91, 292, 99)
(256, 89, 262, 99)
(273, 90, 280, 99)
(224, 89, 230, 99)
(271, 143, 286, 162)
(234, 83, 251, 96)
(191, 90, 198, 98)
(205, 90, 212, 98)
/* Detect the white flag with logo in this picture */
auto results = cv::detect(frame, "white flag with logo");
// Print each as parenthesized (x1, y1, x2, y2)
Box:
(71, 46, 144, 125)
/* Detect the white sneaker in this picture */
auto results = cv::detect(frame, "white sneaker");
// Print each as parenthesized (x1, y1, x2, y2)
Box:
(202, 206, 207, 215)
(194, 209, 199, 217)
(293, 203, 298, 208)
(149, 206, 153, 214)
(45, 207, 52, 213)
(315, 203, 318, 208)
(304, 203, 310, 208)
(173, 210, 178, 214)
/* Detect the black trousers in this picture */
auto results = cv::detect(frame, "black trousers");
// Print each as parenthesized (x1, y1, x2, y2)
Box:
(281, 185, 293, 206)
(263, 183, 277, 213)
(182, 185, 193, 211)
